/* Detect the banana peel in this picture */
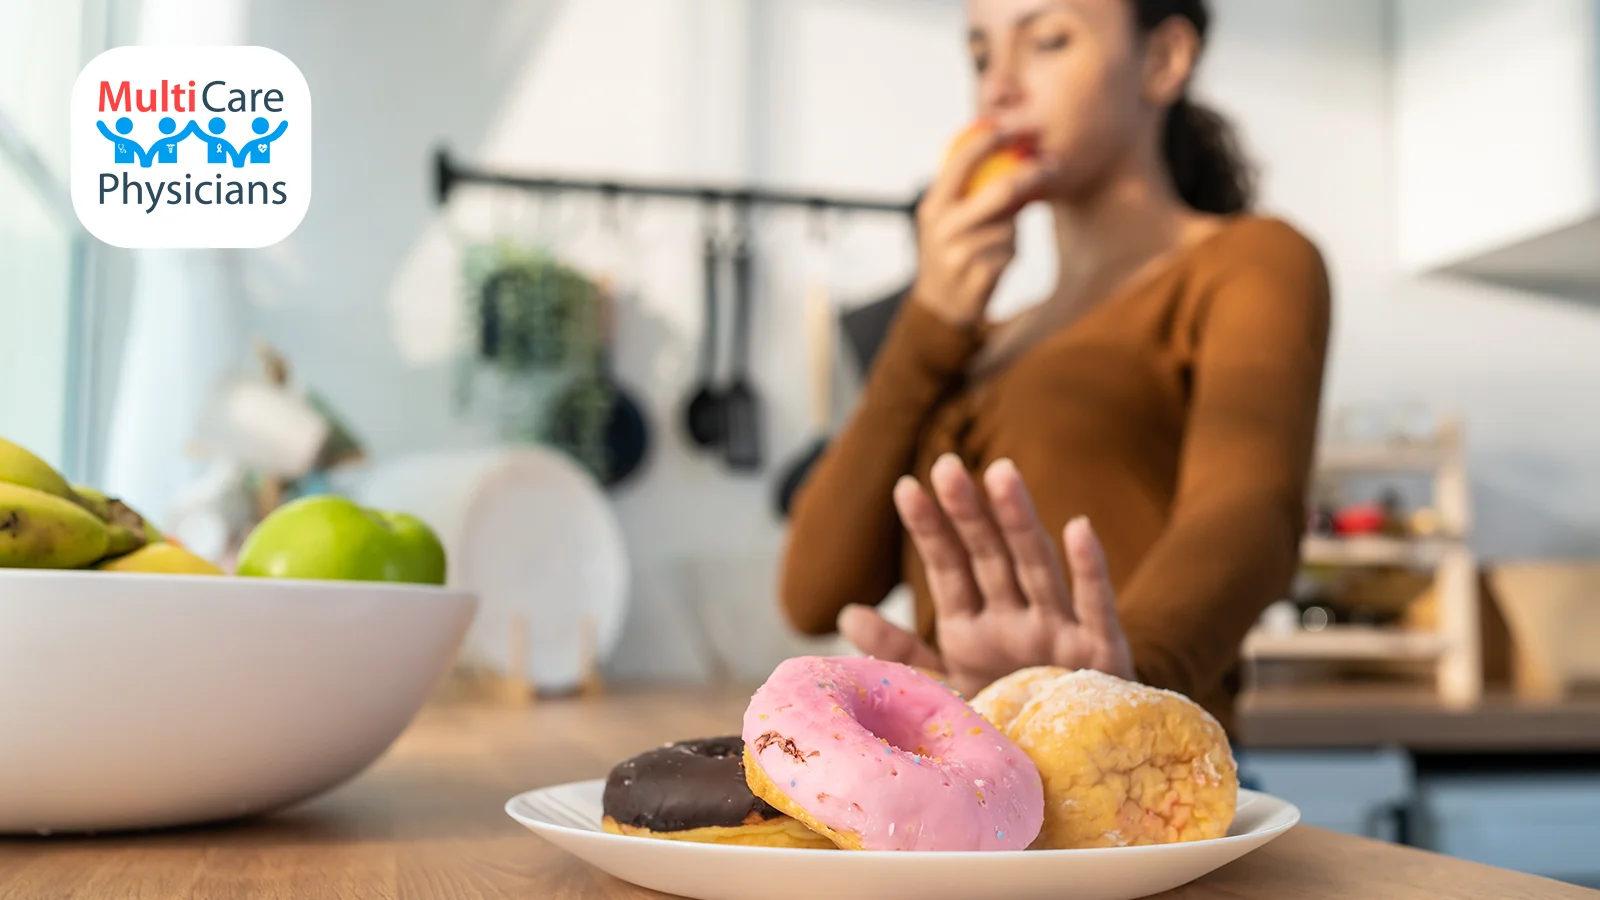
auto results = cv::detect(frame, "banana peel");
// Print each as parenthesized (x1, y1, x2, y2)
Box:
(0, 482, 111, 568)
(0, 437, 75, 501)
(70, 484, 163, 562)
(70, 486, 214, 570)
(103, 524, 147, 559)
(97, 542, 223, 575)
(0, 436, 208, 572)
(68, 484, 113, 521)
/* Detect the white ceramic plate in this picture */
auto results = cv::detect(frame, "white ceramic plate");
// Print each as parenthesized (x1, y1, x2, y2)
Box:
(348, 446, 629, 692)
(0, 569, 476, 834)
(506, 779, 1301, 900)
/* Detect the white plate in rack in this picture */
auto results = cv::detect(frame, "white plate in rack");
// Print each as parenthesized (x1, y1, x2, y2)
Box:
(349, 446, 629, 693)
(505, 779, 1301, 900)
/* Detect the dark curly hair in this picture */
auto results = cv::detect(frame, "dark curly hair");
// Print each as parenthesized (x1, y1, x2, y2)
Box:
(1132, 0, 1256, 214)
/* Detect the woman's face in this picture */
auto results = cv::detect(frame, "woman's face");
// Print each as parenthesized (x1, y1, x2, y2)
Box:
(965, 0, 1170, 198)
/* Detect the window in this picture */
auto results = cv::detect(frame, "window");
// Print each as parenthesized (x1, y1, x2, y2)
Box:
(0, 0, 111, 477)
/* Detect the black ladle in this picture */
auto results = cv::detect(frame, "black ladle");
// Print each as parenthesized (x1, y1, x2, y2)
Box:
(684, 232, 724, 449)
(721, 227, 763, 471)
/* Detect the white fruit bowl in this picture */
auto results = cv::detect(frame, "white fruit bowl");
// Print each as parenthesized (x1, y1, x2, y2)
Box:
(0, 568, 477, 834)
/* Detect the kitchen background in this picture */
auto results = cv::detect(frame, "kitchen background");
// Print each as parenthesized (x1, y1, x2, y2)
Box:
(5, 0, 1600, 888)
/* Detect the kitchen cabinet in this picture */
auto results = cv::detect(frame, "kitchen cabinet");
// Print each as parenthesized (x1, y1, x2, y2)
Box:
(1396, 0, 1600, 295)
(1238, 748, 1414, 842)
(1415, 773, 1600, 889)
(1239, 686, 1600, 889)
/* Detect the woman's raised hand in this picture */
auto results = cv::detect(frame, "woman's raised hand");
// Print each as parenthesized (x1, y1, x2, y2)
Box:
(837, 454, 1136, 699)
(909, 125, 1058, 329)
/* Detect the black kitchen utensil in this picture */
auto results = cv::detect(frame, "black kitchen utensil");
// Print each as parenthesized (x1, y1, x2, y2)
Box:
(838, 280, 909, 377)
(836, 186, 925, 377)
(684, 231, 725, 450)
(721, 226, 763, 471)
(548, 280, 650, 488)
(775, 280, 834, 517)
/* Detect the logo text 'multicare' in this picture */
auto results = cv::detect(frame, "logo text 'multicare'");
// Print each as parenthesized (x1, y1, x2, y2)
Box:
(98, 80, 285, 114)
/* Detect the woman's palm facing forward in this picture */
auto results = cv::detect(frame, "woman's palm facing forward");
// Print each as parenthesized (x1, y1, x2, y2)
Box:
(838, 454, 1136, 699)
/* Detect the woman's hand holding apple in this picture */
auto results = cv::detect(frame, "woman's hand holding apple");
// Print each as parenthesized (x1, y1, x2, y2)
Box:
(910, 124, 1059, 329)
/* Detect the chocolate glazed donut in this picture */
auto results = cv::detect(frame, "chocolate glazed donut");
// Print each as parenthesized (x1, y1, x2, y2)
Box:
(601, 736, 835, 849)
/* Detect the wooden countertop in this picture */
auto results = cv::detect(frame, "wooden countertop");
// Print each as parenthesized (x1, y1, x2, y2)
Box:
(1238, 685, 1600, 752)
(1, 687, 1595, 900)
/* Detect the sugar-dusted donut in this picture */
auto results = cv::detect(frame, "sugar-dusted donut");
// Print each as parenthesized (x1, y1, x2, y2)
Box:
(741, 656, 1043, 852)
(965, 665, 1066, 731)
(601, 736, 836, 849)
(972, 667, 1238, 849)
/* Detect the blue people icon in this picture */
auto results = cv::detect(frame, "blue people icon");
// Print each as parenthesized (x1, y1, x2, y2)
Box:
(205, 116, 241, 165)
(156, 117, 202, 163)
(153, 117, 183, 163)
(243, 117, 288, 165)
(97, 116, 143, 165)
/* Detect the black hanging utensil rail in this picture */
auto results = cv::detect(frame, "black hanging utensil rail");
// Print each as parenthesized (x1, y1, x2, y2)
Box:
(433, 145, 918, 217)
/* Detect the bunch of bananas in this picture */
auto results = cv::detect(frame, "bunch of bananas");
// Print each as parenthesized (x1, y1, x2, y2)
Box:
(0, 437, 222, 574)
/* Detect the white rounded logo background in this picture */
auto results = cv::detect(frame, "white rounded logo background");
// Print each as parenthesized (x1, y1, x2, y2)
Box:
(70, 45, 312, 249)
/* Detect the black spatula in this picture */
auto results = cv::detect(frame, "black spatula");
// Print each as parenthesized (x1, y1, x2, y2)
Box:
(721, 229, 763, 472)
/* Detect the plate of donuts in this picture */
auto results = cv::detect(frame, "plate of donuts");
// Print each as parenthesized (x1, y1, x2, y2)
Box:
(505, 659, 1302, 900)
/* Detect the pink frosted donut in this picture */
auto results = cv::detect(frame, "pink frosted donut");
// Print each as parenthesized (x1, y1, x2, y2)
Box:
(740, 656, 1044, 852)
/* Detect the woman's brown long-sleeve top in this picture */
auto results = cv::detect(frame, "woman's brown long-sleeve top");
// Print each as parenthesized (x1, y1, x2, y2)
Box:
(779, 215, 1332, 735)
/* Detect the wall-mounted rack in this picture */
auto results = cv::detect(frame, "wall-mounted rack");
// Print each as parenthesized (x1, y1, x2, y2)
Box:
(432, 145, 919, 218)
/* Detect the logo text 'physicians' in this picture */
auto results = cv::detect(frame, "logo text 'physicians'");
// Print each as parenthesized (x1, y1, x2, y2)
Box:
(71, 46, 312, 248)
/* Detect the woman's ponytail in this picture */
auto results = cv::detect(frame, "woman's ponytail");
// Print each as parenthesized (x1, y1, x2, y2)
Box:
(1134, 0, 1256, 214)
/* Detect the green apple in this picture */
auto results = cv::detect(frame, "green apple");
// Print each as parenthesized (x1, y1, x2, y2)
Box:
(235, 495, 447, 585)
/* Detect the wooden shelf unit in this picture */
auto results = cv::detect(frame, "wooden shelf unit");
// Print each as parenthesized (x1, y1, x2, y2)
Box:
(1315, 438, 1451, 473)
(1243, 625, 1450, 661)
(1244, 418, 1482, 708)
(1301, 535, 1461, 567)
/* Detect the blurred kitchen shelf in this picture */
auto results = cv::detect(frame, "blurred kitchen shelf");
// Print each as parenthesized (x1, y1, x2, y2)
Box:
(1302, 535, 1463, 567)
(1243, 625, 1450, 661)
(1238, 683, 1600, 751)
(1316, 440, 1450, 472)
(1265, 414, 1482, 708)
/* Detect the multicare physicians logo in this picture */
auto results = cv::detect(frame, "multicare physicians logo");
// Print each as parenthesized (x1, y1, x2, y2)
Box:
(70, 46, 311, 248)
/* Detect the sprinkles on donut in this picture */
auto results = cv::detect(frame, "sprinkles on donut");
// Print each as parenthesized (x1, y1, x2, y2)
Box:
(597, 657, 1239, 854)
(739, 655, 1044, 851)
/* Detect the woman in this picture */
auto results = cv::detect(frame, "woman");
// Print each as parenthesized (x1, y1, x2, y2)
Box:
(780, 0, 1330, 737)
